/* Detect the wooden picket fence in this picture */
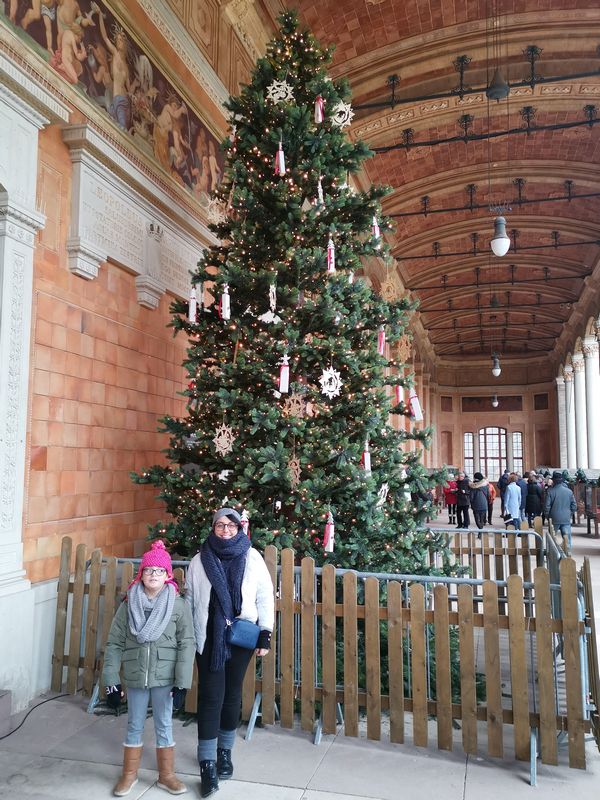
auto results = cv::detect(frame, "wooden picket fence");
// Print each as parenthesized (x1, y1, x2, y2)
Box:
(51, 534, 599, 771)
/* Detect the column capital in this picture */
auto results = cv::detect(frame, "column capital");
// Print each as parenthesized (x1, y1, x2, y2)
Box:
(582, 335, 599, 359)
(555, 374, 565, 386)
(572, 352, 585, 373)
(563, 364, 574, 381)
(0, 199, 45, 244)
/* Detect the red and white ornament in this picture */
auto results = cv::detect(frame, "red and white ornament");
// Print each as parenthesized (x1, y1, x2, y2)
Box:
(279, 353, 290, 394)
(327, 236, 336, 273)
(188, 286, 197, 322)
(361, 437, 372, 475)
(377, 326, 386, 355)
(323, 511, 335, 552)
(409, 389, 423, 421)
(274, 141, 286, 175)
(241, 509, 250, 539)
(395, 384, 403, 405)
(372, 215, 381, 240)
(314, 94, 324, 123)
(219, 284, 231, 321)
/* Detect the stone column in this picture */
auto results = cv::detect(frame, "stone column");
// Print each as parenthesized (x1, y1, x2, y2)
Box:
(555, 374, 567, 468)
(583, 336, 600, 468)
(564, 365, 577, 469)
(572, 352, 588, 468)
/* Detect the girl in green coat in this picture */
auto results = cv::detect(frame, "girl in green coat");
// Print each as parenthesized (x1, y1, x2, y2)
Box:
(103, 540, 195, 797)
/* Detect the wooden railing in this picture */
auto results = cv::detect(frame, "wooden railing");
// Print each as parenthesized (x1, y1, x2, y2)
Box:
(51, 534, 597, 771)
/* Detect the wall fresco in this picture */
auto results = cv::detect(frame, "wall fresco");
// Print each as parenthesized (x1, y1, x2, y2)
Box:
(2, 0, 224, 202)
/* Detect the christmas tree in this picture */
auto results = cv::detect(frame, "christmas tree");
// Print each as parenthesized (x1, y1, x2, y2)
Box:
(134, 11, 447, 573)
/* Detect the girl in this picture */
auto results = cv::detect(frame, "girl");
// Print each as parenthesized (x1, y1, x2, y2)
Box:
(103, 540, 195, 797)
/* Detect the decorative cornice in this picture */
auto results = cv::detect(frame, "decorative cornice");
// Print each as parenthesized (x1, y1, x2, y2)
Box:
(65, 236, 106, 281)
(135, 274, 166, 310)
(136, 0, 229, 110)
(0, 40, 69, 123)
(0, 200, 45, 242)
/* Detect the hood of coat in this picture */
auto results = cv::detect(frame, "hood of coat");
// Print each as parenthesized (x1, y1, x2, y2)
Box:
(470, 478, 489, 489)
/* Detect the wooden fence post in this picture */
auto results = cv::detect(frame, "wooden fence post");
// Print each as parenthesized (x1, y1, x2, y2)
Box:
(51, 536, 72, 692)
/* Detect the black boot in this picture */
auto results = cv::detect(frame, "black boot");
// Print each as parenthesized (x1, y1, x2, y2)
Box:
(216, 748, 233, 780)
(200, 760, 219, 798)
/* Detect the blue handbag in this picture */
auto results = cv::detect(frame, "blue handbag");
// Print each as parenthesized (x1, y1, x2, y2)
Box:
(226, 618, 260, 649)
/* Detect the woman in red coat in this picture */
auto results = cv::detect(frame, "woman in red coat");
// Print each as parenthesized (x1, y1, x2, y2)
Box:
(443, 474, 458, 525)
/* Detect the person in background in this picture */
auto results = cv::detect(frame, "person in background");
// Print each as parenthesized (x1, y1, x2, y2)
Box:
(517, 472, 528, 521)
(544, 471, 577, 554)
(469, 472, 490, 532)
(186, 508, 274, 798)
(102, 540, 195, 797)
(497, 469, 509, 516)
(487, 478, 496, 525)
(455, 471, 471, 529)
(525, 473, 543, 527)
(504, 473, 522, 530)
(443, 474, 458, 525)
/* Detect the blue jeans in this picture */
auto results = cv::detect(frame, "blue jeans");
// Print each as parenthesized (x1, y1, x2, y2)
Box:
(556, 523, 572, 551)
(125, 685, 173, 747)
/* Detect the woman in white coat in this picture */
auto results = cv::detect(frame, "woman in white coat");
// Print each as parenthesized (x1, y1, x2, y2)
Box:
(504, 473, 522, 529)
(186, 507, 274, 798)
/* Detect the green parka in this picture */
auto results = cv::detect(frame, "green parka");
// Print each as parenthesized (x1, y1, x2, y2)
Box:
(102, 593, 195, 689)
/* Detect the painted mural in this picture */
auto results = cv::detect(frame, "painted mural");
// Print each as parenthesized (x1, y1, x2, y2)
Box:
(2, 0, 224, 201)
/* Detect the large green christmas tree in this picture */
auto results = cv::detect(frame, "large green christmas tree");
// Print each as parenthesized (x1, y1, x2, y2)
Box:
(134, 11, 447, 573)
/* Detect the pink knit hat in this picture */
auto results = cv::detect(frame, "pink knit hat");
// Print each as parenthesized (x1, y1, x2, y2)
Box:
(130, 540, 179, 591)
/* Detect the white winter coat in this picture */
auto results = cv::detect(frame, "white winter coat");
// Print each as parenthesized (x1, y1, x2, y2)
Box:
(185, 548, 275, 655)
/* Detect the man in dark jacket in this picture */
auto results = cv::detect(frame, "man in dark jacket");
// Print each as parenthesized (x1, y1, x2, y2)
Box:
(469, 473, 490, 532)
(497, 470, 509, 516)
(517, 472, 528, 521)
(544, 471, 577, 554)
(455, 471, 471, 529)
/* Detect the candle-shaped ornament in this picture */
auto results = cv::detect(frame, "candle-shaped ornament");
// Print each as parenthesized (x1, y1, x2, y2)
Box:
(327, 235, 336, 273)
(361, 437, 372, 475)
(274, 140, 286, 175)
(395, 383, 403, 405)
(323, 511, 335, 552)
(409, 389, 423, 421)
(219, 283, 231, 321)
(241, 509, 250, 539)
(317, 176, 324, 205)
(188, 286, 197, 322)
(279, 353, 290, 394)
(348, 271, 354, 284)
(377, 325, 386, 355)
(372, 215, 381, 240)
(314, 95, 324, 123)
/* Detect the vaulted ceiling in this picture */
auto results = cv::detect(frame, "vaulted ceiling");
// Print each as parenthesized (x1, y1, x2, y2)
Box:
(288, 0, 600, 376)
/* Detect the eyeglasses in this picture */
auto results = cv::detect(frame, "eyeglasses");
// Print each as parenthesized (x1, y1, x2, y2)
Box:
(214, 522, 238, 532)
(142, 567, 167, 576)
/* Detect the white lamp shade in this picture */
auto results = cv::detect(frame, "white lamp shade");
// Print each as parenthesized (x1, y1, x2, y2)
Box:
(490, 216, 510, 257)
(491, 355, 501, 377)
(492, 394, 499, 407)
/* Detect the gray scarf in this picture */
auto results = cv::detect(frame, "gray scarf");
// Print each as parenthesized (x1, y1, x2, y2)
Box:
(127, 581, 176, 644)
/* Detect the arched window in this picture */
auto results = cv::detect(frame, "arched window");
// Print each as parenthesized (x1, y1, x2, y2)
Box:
(479, 427, 507, 482)
(463, 432, 474, 475)
(512, 431, 524, 475)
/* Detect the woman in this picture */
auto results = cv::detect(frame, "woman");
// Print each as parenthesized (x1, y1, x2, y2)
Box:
(525, 475, 543, 527)
(102, 540, 195, 797)
(186, 508, 274, 798)
(504, 473, 522, 530)
(443, 474, 457, 525)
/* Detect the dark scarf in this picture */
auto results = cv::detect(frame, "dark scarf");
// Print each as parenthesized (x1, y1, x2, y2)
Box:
(200, 530, 251, 672)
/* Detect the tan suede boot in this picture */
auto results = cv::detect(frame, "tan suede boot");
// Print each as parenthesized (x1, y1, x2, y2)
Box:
(156, 746, 187, 795)
(113, 745, 143, 797)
